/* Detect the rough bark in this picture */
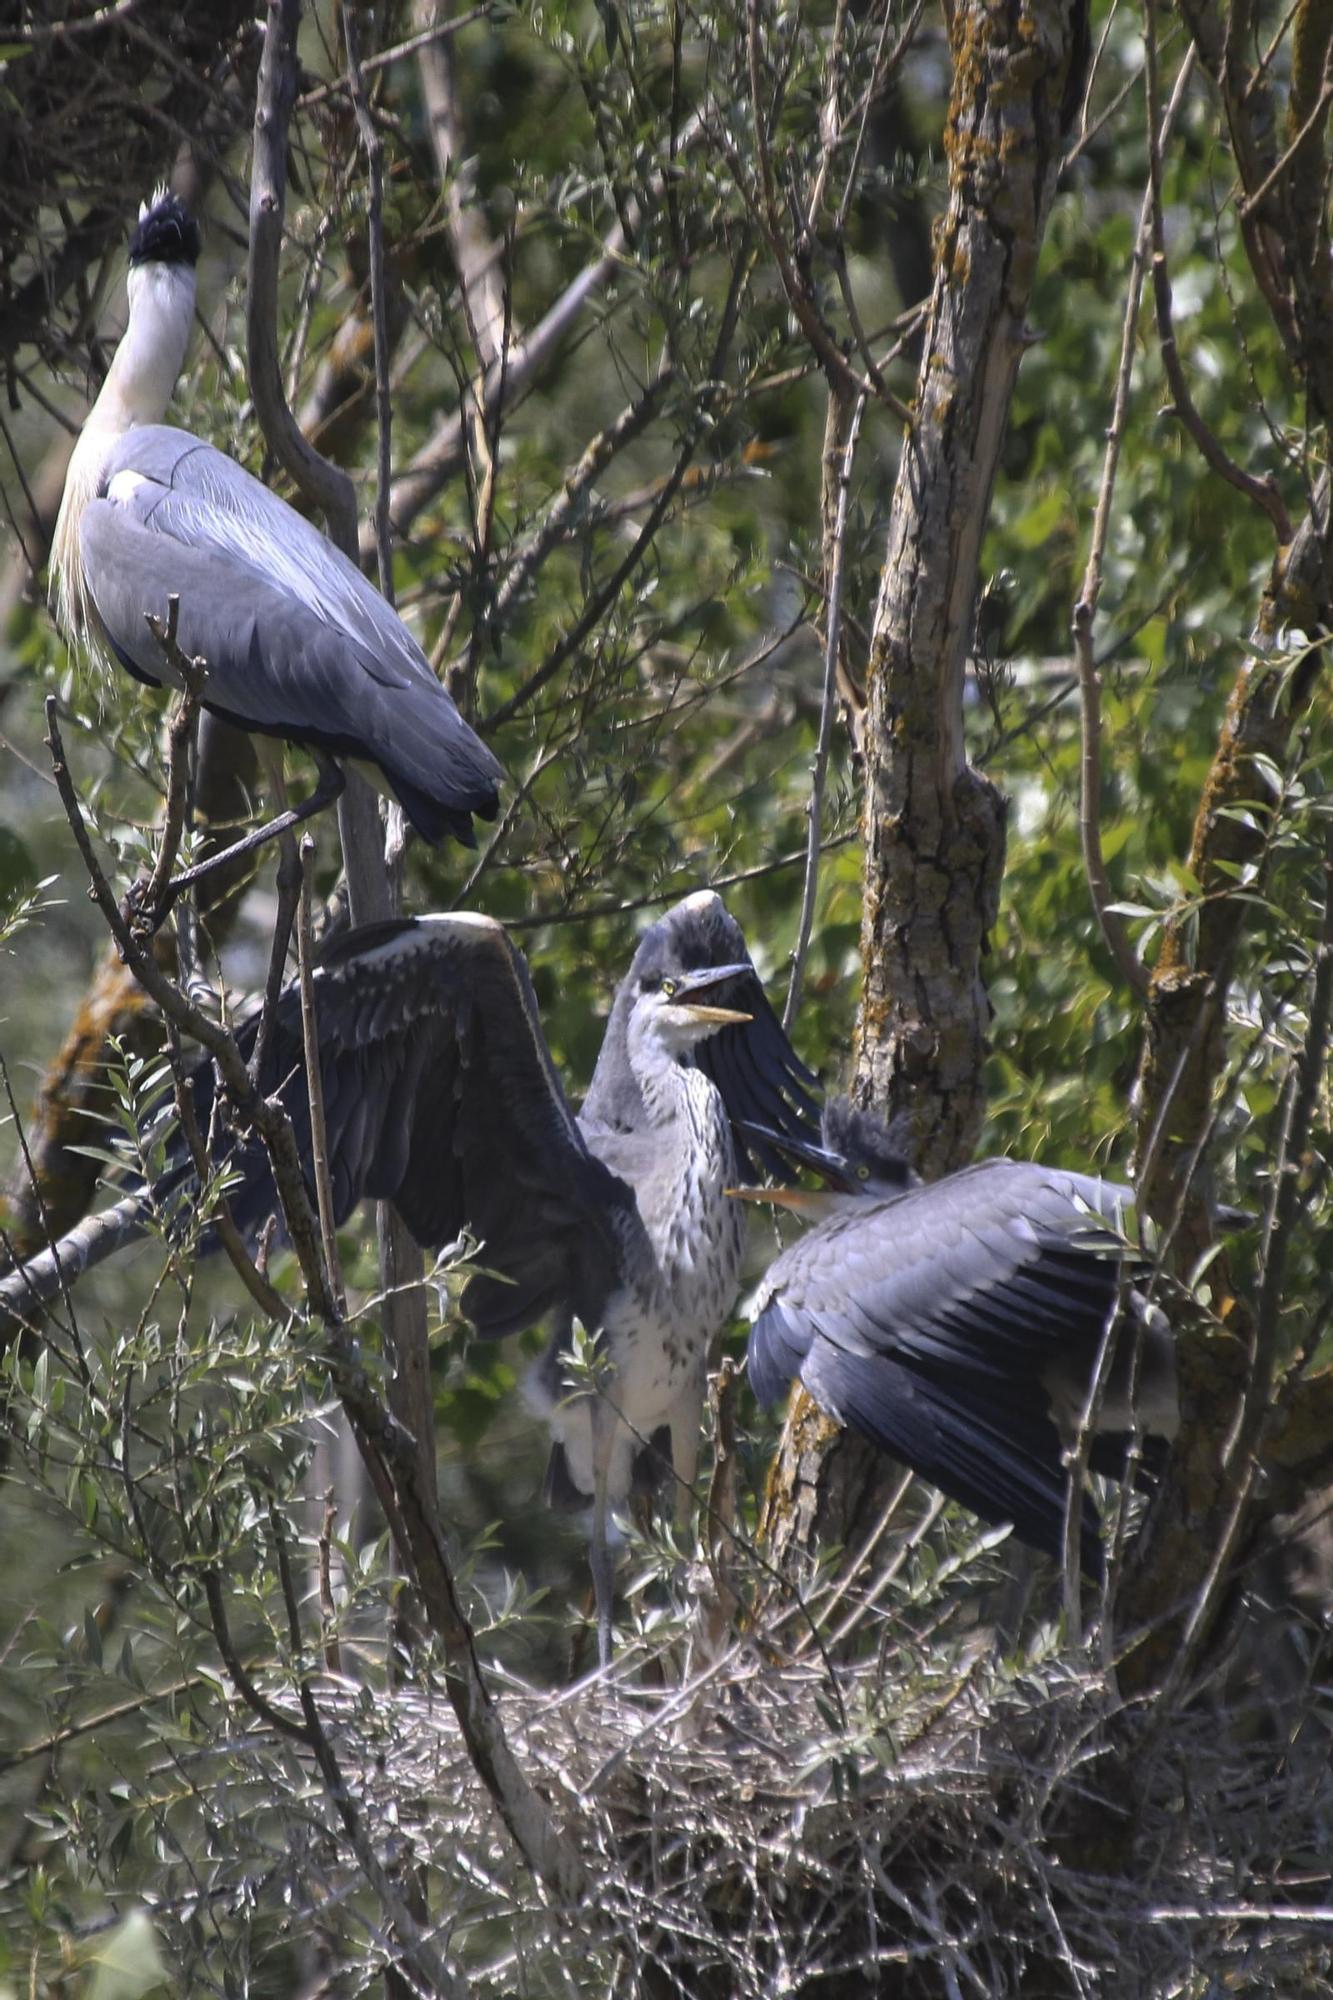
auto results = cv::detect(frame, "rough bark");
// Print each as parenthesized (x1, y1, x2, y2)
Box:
(763, 0, 1090, 1566)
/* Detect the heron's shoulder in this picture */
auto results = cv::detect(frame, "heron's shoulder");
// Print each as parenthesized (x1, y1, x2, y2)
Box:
(943, 1158, 1140, 1237)
(103, 423, 217, 484)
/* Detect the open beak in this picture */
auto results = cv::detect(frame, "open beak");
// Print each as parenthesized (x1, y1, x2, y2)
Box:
(725, 1183, 833, 1211)
(733, 1120, 861, 1194)
(673, 962, 754, 1028)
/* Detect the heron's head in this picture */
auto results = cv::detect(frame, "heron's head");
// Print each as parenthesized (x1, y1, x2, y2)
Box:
(124, 186, 201, 332)
(627, 961, 753, 1060)
(728, 1096, 919, 1213)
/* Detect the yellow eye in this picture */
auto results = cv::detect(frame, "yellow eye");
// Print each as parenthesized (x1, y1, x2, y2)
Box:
(856, 1164, 871, 1181)
(662, 978, 679, 998)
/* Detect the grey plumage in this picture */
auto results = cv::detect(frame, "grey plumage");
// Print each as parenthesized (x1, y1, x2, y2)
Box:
(739, 1100, 1178, 1574)
(81, 429, 502, 843)
(583, 887, 819, 1180)
(50, 188, 502, 846)
(195, 893, 817, 1655)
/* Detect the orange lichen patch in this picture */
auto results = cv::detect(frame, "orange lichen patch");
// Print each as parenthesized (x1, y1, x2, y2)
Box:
(5, 944, 166, 1256)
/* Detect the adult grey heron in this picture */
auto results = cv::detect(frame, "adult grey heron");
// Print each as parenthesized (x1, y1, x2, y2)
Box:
(189, 891, 818, 1657)
(49, 188, 503, 859)
(733, 1099, 1179, 1574)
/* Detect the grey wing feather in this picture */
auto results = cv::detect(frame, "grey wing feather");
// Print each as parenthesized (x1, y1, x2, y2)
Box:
(748, 1157, 1143, 1573)
(202, 916, 650, 1336)
(751, 1160, 1142, 1391)
(802, 1341, 1104, 1571)
(81, 426, 502, 838)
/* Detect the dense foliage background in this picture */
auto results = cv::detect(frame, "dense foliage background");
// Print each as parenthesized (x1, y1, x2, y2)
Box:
(2, 0, 1332, 1991)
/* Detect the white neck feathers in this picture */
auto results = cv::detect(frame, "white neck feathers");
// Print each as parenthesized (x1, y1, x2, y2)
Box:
(50, 259, 196, 645)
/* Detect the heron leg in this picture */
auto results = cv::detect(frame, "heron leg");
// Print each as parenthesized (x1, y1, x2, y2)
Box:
(249, 747, 302, 1083)
(669, 1374, 706, 1531)
(163, 752, 345, 910)
(589, 1399, 619, 1669)
(252, 834, 302, 1083)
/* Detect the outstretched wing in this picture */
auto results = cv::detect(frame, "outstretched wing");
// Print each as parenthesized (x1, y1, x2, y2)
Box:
(803, 1342, 1103, 1571)
(199, 915, 648, 1338)
(748, 1158, 1148, 1571)
(580, 889, 819, 1177)
(80, 426, 502, 843)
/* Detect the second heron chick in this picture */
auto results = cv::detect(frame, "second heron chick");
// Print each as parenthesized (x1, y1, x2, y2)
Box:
(733, 1098, 1179, 1575)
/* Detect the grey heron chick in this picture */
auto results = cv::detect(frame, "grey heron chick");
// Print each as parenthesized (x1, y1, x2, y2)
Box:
(191, 895, 817, 1659)
(49, 189, 503, 849)
(733, 1099, 1178, 1575)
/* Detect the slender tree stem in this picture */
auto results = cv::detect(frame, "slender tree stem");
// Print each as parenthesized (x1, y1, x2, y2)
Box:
(785, 388, 864, 1031)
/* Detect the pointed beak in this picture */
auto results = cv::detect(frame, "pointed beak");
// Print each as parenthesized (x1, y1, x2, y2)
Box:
(725, 1184, 835, 1211)
(734, 1121, 862, 1193)
(673, 962, 754, 1027)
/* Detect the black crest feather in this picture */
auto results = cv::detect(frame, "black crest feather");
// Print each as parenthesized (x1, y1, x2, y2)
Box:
(128, 190, 201, 269)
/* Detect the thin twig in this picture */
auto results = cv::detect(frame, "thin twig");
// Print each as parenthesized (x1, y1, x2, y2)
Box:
(1241, 824, 1333, 1462)
(1072, 48, 1195, 1003)
(250, 0, 359, 559)
(343, 6, 394, 603)
(167, 1021, 287, 1320)
(139, 596, 208, 928)
(785, 388, 864, 1030)
(319, 1487, 342, 1675)
(202, 1567, 313, 1742)
(485, 241, 753, 734)
(491, 366, 676, 624)
(297, 834, 345, 1313)
(266, 1504, 467, 1998)
(296, 3, 495, 108)
(7, 0, 140, 40)
(0, 1051, 90, 1367)
(373, 108, 710, 556)
(743, 0, 911, 421)
(1142, 0, 1290, 539)
(1239, 76, 1333, 216)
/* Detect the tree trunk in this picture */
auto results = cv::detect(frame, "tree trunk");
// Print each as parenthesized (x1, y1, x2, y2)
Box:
(763, 0, 1091, 1564)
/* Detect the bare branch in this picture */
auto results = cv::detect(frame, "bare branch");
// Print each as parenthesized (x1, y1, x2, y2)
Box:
(0, 1190, 149, 1329)
(785, 387, 864, 1030)
(1144, 0, 1291, 539)
(249, 0, 359, 560)
(296, 834, 345, 1313)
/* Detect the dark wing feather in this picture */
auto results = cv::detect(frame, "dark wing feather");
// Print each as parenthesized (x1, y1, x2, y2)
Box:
(191, 915, 649, 1336)
(82, 427, 502, 843)
(580, 889, 818, 1177)
(802, 1342, 1103, 1573)
(747, 1158, 1149, 1570)
(755, 1160, 1142, 1382)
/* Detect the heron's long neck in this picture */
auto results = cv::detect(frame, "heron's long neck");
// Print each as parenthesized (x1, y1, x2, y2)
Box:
(51, 260, 195, 642)
(629, 1033, 692, 1130)
(628, 1031, 743, 1311)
